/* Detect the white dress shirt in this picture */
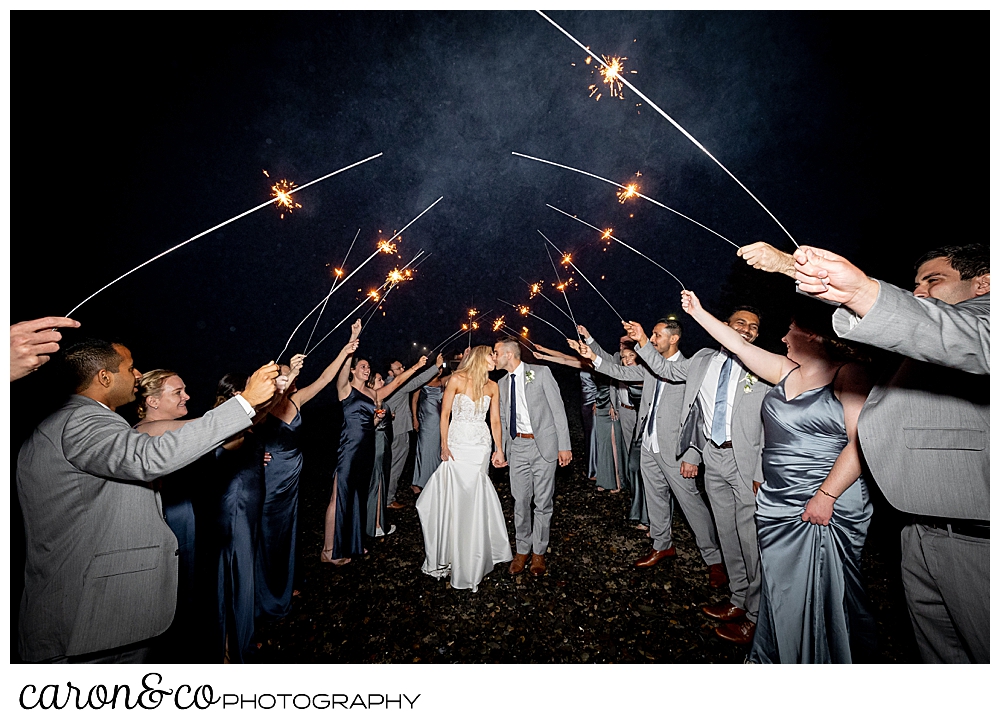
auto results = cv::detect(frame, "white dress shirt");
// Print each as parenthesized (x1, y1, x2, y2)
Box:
(698, 349, 745, 443)
(509, 362, 533, 435)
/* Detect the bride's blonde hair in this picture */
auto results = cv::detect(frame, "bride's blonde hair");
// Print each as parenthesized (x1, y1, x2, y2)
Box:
(455, 345, 493, 405)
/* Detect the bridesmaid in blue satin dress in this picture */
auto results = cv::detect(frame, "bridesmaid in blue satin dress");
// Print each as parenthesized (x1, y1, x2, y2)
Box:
(411, 376, 444, 492)
(321, 323, 427, 565)
(678, 291, 876, 662)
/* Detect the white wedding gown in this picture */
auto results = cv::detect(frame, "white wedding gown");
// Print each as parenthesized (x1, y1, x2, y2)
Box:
(415, 393, 512, 592)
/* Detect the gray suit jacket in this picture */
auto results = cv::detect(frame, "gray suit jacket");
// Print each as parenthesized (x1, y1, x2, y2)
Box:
(833, 284, 989, 520)
(385, 364, 440, 436)
(637, 345, 769, 486)
(589, 339, 699, 467)
(497, 363, 571, 463)
(17, 395, 253, 661)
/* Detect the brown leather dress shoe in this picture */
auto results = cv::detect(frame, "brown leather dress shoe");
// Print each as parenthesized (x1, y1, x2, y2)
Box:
(634, 546, 676, 568)
(509, 553, 529, 575)
(715, 620, 756, 645)
(708, 563, 728, 588)
(387, 500, 406, 510)
(701, 602, 746, 621)
(529, 554, 546, 576)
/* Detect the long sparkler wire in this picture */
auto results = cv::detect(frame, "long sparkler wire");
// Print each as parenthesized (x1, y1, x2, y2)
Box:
(539, 231, 626, 322)
(496, 298, 570, 339)
(502, 325, 538, 354)
(540, 233, 581, 337)
(518, 276, 577, 324)
(306, 228, 361, 352)
(546, 204, 687, 289)
(512, 152, 738, 249)
(535, 10, 797, 248)
(66, 153, 383, 317)
(277, 197, 443, 361)
(429, 309, 494, 354)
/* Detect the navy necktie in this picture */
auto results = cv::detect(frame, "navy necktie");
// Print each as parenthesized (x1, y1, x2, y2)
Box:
(509, 373, 518, 439)
(711, 354, 734, 445)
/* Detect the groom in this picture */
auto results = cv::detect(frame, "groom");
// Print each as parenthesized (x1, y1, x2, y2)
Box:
(493, 337, 572, 576)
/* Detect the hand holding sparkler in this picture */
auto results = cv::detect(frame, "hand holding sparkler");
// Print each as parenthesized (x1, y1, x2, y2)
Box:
(349, 319, 362, 342)
(567, 338, 596, 361)
(243, 362, 282, 408)
(621, 321, 648, 346)
(10, 316, 81, 381)
(792, 246, 876, 312)
(575, 324, 591, 340)
(738, 242, 796, 278)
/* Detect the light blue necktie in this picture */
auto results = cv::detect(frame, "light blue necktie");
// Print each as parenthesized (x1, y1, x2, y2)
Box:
(711, 354, 734, 445)
(645, 379, 663, 438)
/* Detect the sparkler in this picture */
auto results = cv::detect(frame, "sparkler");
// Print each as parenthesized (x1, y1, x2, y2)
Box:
(535, 10, 798, 248)
(360, 254, 428, 333)
(276, 196, 443, 361)
(66, 152, 383, 317)
(519, 276, 576, 324)
(616, 183, 639, 203)
(305, 228, 361, 353)
(546, 204, 687, 289)
(588, 55, 628, 101)
(540, 231, 626, 322)
(501, 324, 538, 354)
(512, 152, 738, 249)
(492, 316, 506, 333)
(268, 177, 302, 219)
(542, 239, 580, 339)
(497, 298, 569, 338)
(429, 308, 493, 354)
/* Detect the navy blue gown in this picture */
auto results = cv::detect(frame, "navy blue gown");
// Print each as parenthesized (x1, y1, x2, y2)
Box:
(209, 432, 264, 663)
(255, 407, 303, 621)
(331, 388, 375, 559)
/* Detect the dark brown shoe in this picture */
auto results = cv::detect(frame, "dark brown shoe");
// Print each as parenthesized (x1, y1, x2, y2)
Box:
(708, 563, 728, 589)
(387, 500, 406, 510)
(529, 554, 546, 576)
(634, 546, 676, 568)
(715, 620, 756, 645)
(509, 553, 529, 575)
(701, 602, 746, 621)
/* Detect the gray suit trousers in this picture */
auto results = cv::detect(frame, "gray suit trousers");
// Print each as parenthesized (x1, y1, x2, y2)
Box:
(509, 436, 556, 555)
(640, 446, 722, 565)
(386, 430, 411, 503)
(901, 523, 989, 663)
(703, 443, 760, 620)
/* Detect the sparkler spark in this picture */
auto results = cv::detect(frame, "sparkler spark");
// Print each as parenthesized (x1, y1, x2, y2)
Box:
(561, 253, 572, 265)
(377, 239, 397, 255)
(601, 228, 612, 240)
(616, 183, 639, 203)
(334, 268, 344, 278)
(462, 324, 469, 331)
(492, 316, 506, 333)
(268, 178, 303, 219)
(522, 327, 529, 336)
(471, 322, 479, 331)
(386, 268, 407, 285)
(368, 290, 380, 302)
(518, 305, 530, 316)
(528, 281, 543, 298)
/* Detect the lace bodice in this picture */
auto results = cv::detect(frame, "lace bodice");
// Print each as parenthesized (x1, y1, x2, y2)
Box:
(448, 393, 491, 448)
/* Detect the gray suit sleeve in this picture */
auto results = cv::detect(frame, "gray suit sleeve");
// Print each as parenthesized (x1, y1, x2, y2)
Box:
(833, 282, 989, 374)
(594, 351, 645, 382)
(64, 397, 252, 482)
(754, 424, 765, 482)
(540, 366, 572, 452)
(386, 364, 440, 400)
(636, 343, 693, 381)
(680, 447, 702, 466)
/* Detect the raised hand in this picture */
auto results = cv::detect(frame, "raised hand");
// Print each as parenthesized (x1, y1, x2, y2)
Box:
(415, 355, 428, 369)
(435, 353, 445, 368)
(737, 241, 795, 277)
(10, 316, 80, 381)
(567, 339, 596, 360)
(622, 320, 646, 344)
(576, 324, 591, 340)
(349, 319, 362, 341)
(341, 339, 360, 356)
(243, 362, 281, 407)
(793, 246, 879, 314)
(289, 353, 306, 374)
(680, 290, 703, 316)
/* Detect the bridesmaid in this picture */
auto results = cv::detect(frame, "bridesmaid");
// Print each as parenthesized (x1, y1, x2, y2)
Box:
(592, 373, 621, 492)
(322, 325, 426, 565)
(365, 371, 393, 538)
(256, 338, 358, 621)
(410, 371, 446, 494)
(678, 290, 876, 663)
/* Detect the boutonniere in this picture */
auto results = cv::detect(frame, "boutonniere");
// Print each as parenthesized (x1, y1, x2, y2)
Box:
(524, 370, 536, 383)
(743, 372, 758, 393)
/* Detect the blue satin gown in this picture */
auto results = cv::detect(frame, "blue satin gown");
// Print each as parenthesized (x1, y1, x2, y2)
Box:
(255, 407, 303, 621)
(331, 388, 375, 559)
(749, 372, 876, 663)
(412, 384, 443, 490)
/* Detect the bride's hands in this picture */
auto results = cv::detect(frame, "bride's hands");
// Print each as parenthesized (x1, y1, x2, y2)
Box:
(441, 443, 454, 462)
(491, 450, 508, 468)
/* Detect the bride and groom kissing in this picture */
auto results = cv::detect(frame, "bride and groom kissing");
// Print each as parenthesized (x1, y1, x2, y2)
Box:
(415, 337, 572, 591)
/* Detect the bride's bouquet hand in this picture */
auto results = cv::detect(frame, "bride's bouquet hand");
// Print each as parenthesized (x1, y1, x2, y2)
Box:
(491, 450, 508, 468)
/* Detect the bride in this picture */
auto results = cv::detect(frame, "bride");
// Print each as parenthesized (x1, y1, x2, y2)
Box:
(415, 345, 512, 591)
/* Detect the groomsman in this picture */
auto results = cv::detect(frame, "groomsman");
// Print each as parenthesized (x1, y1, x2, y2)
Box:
(494, 338, 572, 576)
(572, 321, 725, 584)
(623, 310, 770, 645)
(384, 357, 442, 509)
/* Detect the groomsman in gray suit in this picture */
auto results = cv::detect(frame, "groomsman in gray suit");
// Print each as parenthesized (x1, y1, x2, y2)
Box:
(791, 242, 989, 663)
(494, 338, 572, 577)
(384, 355, 444, 509)
(623, 308, 770, 645)
(17, 339, 278, 663)
(572, 320, 725, 581)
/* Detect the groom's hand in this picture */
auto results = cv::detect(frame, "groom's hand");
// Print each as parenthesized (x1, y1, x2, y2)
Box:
(558, 450, 572, 467)
(491, 450, 507, 468)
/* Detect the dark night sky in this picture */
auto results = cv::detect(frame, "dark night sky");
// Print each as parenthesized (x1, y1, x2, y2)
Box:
(13, 10, 987, 417)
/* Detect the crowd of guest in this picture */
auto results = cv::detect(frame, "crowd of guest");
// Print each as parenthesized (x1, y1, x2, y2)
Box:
(11, 241, 989, 665)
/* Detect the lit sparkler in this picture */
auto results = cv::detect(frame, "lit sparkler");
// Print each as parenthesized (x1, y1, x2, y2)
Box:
(588, 55, 628, 101)
(519, 276, 575, 325)
(546, 204, 687, 288)
(305, 228, 361, 353)
(540, 231, 626, 322)
(543, 240, 580, 339)
(66, 152, 384, 316)
(512, 152, 737, 248)
(428, 309, 493, 354)
(497, 298, 569, 338)
(535, 10, 798, 247)
(492, 316, 506, 333)
(616, 183, 639, 203)
(269, 178, 303, 219)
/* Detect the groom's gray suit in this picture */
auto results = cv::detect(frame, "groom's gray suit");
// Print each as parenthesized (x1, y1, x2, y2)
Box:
(638, 345, 769, 621)
(833, 284, 989, 663)
(498, 362, 571, 556)
(17, 394, 255, 662)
